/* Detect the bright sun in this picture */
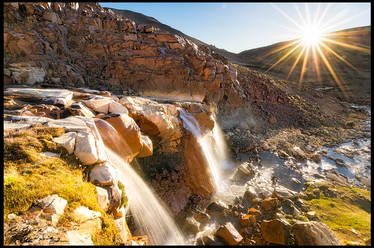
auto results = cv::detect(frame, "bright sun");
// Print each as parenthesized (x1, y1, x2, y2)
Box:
(266, 3, 371, 99)
(301, 25, 323, 46)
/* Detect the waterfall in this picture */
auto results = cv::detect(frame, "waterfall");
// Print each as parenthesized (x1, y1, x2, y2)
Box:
(95, 120, 186, 245)
(103, 148, 185, 245)
(179, 108, 232, 193)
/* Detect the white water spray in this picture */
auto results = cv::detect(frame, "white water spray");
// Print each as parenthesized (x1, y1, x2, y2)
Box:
(103, 147, 186, 245)
(179, 108, 233, 193)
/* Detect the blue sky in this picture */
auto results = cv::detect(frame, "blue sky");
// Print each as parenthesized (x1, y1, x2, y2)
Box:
(99, 2, 371, 53)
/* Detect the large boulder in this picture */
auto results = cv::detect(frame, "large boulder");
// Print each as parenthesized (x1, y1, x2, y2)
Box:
(292, 221, 340, 245)
(119, 96, 183, 148)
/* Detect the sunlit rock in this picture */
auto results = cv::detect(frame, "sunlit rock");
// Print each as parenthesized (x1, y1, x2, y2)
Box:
(83, 96, 113, 114)
(89, 162, 118, 187)
(96, 186, 110, 212)
(260, 218, 291, 245)
(95, 116, 141, 162)
(53, 132, 77, 154)
(138, 134, 153, 158)
(31, 194, 67, 226)
(292, 221, 340, 245)
(108, 101, 129, 115)
(74, 131, 99, 165)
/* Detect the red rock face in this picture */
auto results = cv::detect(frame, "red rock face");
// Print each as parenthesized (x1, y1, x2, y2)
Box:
(183, 133, 216, 197)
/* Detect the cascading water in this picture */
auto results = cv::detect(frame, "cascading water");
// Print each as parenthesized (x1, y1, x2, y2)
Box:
(94, 119, 186, 245)
(103, 148, 186, 245)
(179, 108, 233, 194)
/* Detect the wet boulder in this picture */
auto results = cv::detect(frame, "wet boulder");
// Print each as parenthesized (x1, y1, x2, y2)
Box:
(206, 200, 229, 217)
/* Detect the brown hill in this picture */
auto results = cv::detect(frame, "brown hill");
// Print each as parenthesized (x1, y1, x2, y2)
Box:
(234, 26, 371, 106)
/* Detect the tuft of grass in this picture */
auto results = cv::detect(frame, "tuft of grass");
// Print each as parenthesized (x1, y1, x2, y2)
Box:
(303, 181, 371, 245)
(92, 214, 122, 245)
(117, 181, 128, 208)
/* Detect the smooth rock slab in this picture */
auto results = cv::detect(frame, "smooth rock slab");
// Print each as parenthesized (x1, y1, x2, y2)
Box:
(46, 116, 90, 133)
(5, 88, 73, 106)
(108, 101, 128, 115)
(53, 132, 77, 155)
(83, 96, 113, 114)
(292, 221, 340, 245)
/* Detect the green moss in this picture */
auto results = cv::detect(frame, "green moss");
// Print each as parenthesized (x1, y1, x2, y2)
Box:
(303, 181, 371, 245)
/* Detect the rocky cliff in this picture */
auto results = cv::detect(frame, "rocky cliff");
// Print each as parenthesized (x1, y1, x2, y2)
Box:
(4, 2, 333, 131)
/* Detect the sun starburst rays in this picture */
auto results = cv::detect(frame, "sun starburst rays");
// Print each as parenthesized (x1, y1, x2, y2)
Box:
(266, 4, 370, 98)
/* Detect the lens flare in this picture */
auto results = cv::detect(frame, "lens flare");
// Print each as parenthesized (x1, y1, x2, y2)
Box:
(267, 4, 370, 98)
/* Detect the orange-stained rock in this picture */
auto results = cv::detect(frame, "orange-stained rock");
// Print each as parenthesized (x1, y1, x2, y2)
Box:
(261, 198, 278, 211)
(260, 219, 291, 245)
(94, 117, 140, 163)
(183, 134, 215, 197)
(239, 214, 256, 227)
(138, 134, 153, 158)
(119, 96, 183, 152)
(105, 114, 142, 155)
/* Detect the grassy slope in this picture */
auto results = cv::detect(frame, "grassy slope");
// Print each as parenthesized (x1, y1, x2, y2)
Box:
(303, 181, 371, 245)
(3, 125, 121, 245)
